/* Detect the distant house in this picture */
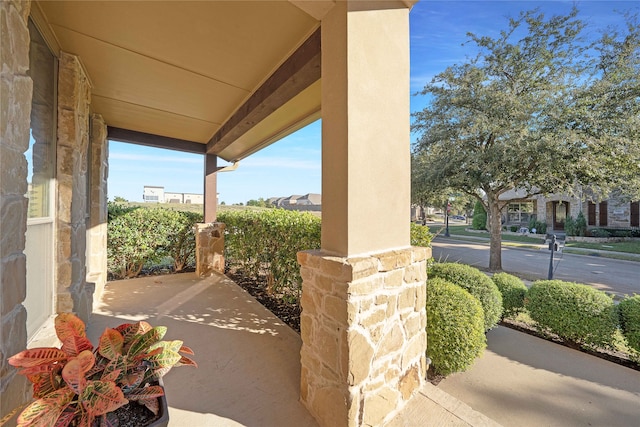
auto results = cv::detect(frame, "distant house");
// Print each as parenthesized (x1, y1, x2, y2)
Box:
(143, 186, 203, 204)
(499, 189, 639, 231)
(270, 193, 321, 211)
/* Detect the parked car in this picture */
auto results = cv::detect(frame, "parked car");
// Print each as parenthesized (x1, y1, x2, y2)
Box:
(451, 215, 466, 221)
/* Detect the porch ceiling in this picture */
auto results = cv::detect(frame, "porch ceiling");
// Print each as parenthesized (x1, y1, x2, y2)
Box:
(32, 0, 322, 162)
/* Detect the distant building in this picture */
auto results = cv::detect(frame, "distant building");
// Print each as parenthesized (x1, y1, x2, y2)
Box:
(143, 186, 165, 203)
(270, 193, 321, 211)
(143, 186, 203, 204)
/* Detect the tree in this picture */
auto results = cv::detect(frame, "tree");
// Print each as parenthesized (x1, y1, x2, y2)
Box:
(412, 8, 640, 271)
(113, 196, 128, 203)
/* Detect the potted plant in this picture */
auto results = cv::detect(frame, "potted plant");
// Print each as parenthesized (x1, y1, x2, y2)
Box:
(8, 313, 196, 426)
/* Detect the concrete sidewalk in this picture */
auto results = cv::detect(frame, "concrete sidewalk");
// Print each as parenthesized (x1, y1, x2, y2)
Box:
(87, 273, 496, 426)
(439, 326, 640, 427)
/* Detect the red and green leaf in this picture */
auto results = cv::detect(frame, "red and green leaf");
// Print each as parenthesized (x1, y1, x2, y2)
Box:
(126, 327, 167, 357)
(98, 328, 124, 360)
(16, 387, 75, 427)
(139, 397, 160, 416)
(80, 381, 128, 417)
(55, 313, 86, 342)
(126, 385, 164, 401)
(29, 369, 63, 398)
(8, 348, 67, 369)
(61, 335, 93, 357)
(61, 351, 94, 394)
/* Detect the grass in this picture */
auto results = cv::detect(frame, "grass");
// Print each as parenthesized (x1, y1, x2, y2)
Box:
(437, 224, 640, 255)
(565, 240, 640, 255)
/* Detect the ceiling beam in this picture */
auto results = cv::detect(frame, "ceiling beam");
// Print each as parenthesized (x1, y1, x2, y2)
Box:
(107, 127, 206, 154)
(206, 27, 321, 155)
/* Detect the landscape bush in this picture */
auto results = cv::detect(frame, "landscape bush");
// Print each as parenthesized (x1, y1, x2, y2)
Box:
(525, 280, 618, 349)
(618, 295, 640, 353)
(426, 277, 486, 376)
(107, 201, 137, 222)
(218, 209, 321, 302)
(107, 208, 202, 279)
(410, 222, 433, 247)
(527, 217, 547, 234)
(471, 201, 487, 230)
(492, 272, 527, 318)
(429, 263, 503, 330)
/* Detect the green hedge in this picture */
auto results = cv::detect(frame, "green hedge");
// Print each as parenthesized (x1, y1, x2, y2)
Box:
(618, 295, 640, 353)
(471, 201, 487, 230)
(410, 223, 433, 247)
(492, 273, 527, 319)
(426, 277, 486, 376)
(525, 280, 618, 349)
(218, 209, 321, 302)
(429, 263, 503, 330)
(107, 207, 202, 279)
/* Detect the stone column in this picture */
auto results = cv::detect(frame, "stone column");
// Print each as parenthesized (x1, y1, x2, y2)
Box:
(300, 2, 426, 426)
(195, 223, 225, 277)
(299, 247, 429, 427)
(86, 114, 108, 303)
(56, 51, 93, 322)
(0, 0, 33, 418)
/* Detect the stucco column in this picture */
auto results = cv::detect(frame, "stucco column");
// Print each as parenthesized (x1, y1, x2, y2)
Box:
(204, 154, 217, 223)
(321, 1, 411, 257)
(300, 3, 426, 427)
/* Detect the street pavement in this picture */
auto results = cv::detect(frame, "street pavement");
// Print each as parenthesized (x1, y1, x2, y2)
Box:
(431, 237, 640, 298)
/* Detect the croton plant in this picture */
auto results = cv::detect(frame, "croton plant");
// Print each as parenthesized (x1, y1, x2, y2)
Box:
(8, 313, 196, 427)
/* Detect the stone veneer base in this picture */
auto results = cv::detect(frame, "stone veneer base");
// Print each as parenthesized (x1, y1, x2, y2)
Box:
(298, 247, 430, 427)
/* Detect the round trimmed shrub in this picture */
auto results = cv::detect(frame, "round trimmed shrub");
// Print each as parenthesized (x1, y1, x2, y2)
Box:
(427, 277, 486, 376)
(618, 295, 640, 353)
(492, 273, 527, 319)
(525, 280, 617, 349)
(429, 263, 503, 330)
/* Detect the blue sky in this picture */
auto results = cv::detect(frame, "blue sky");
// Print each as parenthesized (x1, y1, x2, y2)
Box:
(108, 1, 636, 205)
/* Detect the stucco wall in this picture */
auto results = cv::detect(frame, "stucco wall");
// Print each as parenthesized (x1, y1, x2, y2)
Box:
(0, 0, 33, 417)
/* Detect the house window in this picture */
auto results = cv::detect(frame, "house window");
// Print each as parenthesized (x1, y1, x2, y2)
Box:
(599, 201, 608, 226)
(631, 202, 639, 227)
(26, 21, 56, 219)
(587, 202, 596, 226)
(507, 202, 533, 223)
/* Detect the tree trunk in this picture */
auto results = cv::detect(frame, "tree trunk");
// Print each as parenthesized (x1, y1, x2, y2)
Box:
(487, 194, 503, 272)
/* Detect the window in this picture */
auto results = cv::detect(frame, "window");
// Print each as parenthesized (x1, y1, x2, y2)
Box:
(145, 195, 159, 202)
(588, 202, 596, 226)
(631, 202, 639, 228)
(599, 201, 608, 226)
(507, 202, 533, 223)
(26, 20, 56, 219)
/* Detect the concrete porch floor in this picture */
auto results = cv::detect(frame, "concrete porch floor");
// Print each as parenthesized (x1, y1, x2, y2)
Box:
(87, 272, 496, 427)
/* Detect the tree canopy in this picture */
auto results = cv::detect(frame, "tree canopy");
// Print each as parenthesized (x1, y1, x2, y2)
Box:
(412, 8, 640, 271)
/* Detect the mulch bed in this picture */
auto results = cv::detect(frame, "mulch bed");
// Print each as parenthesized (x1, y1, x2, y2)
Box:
(226, 269, 301, 333)
(227, 270, 640, 375)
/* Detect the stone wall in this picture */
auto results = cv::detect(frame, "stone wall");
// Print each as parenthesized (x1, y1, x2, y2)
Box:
(195, 223, 225, 277)
(0, 0, 33, 417)
(298, 247, 429, 427)
(56, 52, 93, 322)
(86, 114, 108, 303)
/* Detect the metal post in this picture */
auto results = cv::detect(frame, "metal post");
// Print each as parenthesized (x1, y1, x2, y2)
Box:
(547, 234, 556, 280)
(444, 204, 450, 237)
